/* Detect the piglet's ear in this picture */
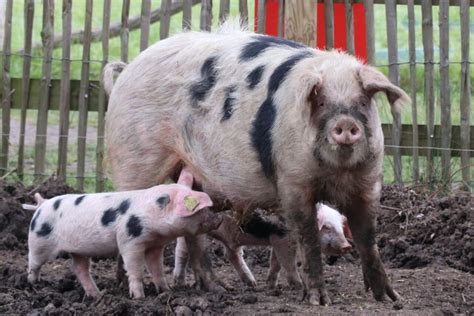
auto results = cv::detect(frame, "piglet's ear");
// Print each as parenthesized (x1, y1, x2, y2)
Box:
(174, 191, 213, 217)
(177, 167, 194, 188)
(315, 203, 324, 231)
(358, 65, 410, 113)
(342, 216, 353, 241)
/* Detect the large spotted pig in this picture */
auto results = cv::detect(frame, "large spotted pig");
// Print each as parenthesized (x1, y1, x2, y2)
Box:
(25, 169, 221, 299)
(104, 24, 409, 305)
(173, 203, 353, 288)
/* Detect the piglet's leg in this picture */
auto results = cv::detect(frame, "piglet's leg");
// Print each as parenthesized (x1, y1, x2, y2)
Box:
(226, 247, 257, 288)
(266, 248, 281, 289)
(70, 254, 100, 298)
(269, 235, 302, 289)
(173, 237, 188, 287)
(185, 235, 225, 292)
(145, 245, 170, 293)
(121, 248, 146, 299)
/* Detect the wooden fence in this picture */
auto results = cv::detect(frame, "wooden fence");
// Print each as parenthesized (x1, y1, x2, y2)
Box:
(0, 0, 472, 192)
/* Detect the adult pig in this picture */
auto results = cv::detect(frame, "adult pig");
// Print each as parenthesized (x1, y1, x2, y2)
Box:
(25, 168, 220, 299)
(104, 25, 409, 305)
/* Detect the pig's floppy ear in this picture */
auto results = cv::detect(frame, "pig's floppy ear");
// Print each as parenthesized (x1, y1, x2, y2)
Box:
(177, 167, 194, 188)
(34, 193, 45, 205)
(342, 216, 353, 241)
(174, 191, 213, 217)
(297, 71, 323, 121)
(358, 65, 410, 113)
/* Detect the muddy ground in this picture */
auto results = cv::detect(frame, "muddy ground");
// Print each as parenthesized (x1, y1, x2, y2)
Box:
(0, 178, 472, 315)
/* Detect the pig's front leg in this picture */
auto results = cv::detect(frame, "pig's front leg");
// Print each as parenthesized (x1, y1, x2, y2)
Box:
(345, 196, 400, 302)
(120, 246, 146, 299)
(278, 183, 329, 306)
(185, 235, 225, 292)
(173, 237, 188, 287)
(145, 245, 170, 293)
(269, 235, 302, 289)
(266, 248, 281, 289)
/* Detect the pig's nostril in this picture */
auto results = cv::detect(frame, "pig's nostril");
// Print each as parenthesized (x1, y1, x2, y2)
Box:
(335, 127, 343, 135)
(350, 127, 359, 135)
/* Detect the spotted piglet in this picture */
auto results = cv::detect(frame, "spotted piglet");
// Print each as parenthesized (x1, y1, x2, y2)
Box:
(24, 168, 221, 299)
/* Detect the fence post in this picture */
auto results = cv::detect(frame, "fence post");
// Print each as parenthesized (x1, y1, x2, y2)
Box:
(219, 0, 230, 24)
(407, 0, 419, 182)
(57, 0, 72, 181)
(121, 0, 130, 62)
(363, 0, 375, 65)
(140, 0, 151, 51)
(200, 0, 212, 31)
(183, 0, 193, 30)
(1, 0, 12, 177)
(96, 0, 112, 192)
(460, 0, 471, 188)
(76, 0, 93, 191)
(284, 0, 316, 47)
(34, 0, 54, 183)
(160, 0, 172, 39)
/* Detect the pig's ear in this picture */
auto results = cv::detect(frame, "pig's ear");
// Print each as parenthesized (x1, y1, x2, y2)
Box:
(174, 191, 213, 217)
(342, 216, 353, 241)
(358, 65, 410, 113)
(316, 204, 324, 231)
(34, 193, 45, 205)
(297, 72, 323, 120)
(177, 167, 194, 188)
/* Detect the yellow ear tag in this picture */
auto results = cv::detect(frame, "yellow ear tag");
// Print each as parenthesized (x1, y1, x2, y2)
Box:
(184, 196, 200, 212)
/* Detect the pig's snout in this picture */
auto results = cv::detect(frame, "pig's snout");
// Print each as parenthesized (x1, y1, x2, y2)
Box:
(330, 117, 362, 146)
(340, 242, 352, 254)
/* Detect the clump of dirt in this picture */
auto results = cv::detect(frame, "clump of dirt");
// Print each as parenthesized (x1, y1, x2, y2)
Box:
(0, 177, 77, 250)
(378, 185, 473, 273)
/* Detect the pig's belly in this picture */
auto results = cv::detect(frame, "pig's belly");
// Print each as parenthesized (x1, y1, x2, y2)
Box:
(57, 227, 119, 257)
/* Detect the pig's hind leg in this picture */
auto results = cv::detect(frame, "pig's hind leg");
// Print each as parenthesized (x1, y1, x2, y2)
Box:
(172, 237, 189, 287)
(145, 245, 170, 293)
(27, 248, 50, 283)
(70, 254, 100, 298)
(226, 246, 257, 287)
(269, 235, 302, 289)
(120, 246, 146, 299)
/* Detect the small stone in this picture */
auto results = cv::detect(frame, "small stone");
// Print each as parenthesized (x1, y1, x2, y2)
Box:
(174, 305, 193, 316)
(241, 294, 258, 304)
(393, 301, 404, 310)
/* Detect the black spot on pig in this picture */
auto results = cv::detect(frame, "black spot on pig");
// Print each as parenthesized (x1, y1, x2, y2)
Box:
(246, 65, 265, 89)
(156, 194, 170, 209)
(37, 222, 53, 237)
(101, 208, 118, 226)
(251, 52, 313, 178)
(251, 99, 276, 178)
(240, 212, 287, 239)
(30, 209, 42, 231)
(240, 35, 306, 61)
(117, 199, 131, 215)
(190, 56, 218, 108)
(53, 199, 62, 211)
(75, 195, 86, 206)
(221, 86, 237, 121)
(127, 215, 143, 238)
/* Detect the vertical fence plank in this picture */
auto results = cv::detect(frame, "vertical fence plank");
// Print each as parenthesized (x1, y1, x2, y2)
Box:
(34, 0, 54, 182)
(239, 0, 248, 28)
(1, 0, 12, 176)
(421, 0, 434, 184)
(459, 0, 471, 186)
(76, 0, 93, 191)
(219, 0, 230, 24)
(385, 0, 401, 183)
(278, 0, 285, 37)
(183, 0, 193, 30)
(96, 0, 111, 192)
(439, 0, 450, 182)
(18, 0, 34, 180)
(407, 0, 418, 182)
(160, 0, 172, 39)
(285, 0, 316, 46)
(257, 0, 266, 34)
(363, 0, 375, 64)
(121, 0, 130, 62)
(324, 0, 334, 49)
(344, 0, 354, 55)
(200, 0, 212, 31)
(57, 0, 72, 180)
(140, 0, 151, 51)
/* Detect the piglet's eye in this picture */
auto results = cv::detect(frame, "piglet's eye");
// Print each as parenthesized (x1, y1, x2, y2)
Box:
(319, 102, 324, 107)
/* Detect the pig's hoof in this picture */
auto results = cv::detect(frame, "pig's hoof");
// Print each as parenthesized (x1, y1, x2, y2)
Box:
(373, 284, 401, 302)
(244, 279, 257, 288)
(302, 288, 331, 306)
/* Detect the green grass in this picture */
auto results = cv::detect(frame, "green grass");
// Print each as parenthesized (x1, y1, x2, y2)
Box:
(1, 1, 473, 192)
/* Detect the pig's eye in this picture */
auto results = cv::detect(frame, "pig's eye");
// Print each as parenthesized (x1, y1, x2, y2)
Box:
(318, 101, 324, 107)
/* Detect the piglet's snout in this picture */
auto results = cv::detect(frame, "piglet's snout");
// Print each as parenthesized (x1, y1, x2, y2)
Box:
(341, 242, 352, 253)
(330, 117, 362, 146)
